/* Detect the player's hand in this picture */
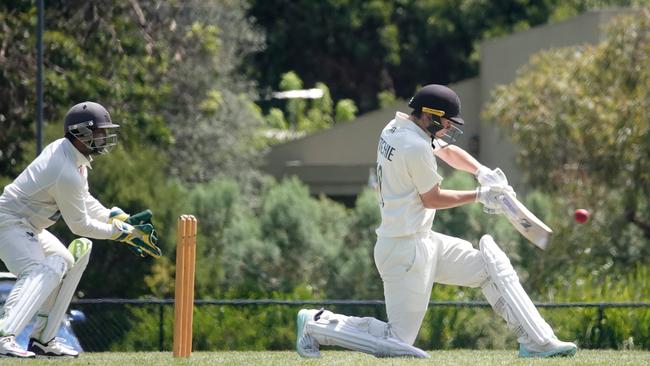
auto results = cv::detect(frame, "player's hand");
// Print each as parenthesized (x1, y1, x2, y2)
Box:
(108, 208, 156, 257)
(111, 221, 161, 258)
(476, 185, 514, 214)
(108, 207, 129, 223)
(125, 209, 153, 226)
(476, 166, 508, 187)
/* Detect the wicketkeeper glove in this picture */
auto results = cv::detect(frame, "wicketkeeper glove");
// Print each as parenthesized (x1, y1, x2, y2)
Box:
(108, 207, 143, 257)
(476, 185, 514, 215)
(108, 207, 160, 258)
(111, 221, 161, 258)
(108, 207, 130, 223)
(125, 209, 153, 226)
(476, 166, 509, 187)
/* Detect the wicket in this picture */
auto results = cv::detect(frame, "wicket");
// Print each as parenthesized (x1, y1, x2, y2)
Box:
(173, 215, 197, 358)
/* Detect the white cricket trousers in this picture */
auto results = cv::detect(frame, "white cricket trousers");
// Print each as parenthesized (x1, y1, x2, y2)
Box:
(0, 214, 74, 276)
(374, 230, 487, 345)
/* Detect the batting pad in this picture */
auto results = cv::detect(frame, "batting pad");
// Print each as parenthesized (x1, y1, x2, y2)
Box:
(306, 310, 428, 358)
(0, 255, 67, 336)
(479, 235, 554, 345)
(31, 238, 92, 342)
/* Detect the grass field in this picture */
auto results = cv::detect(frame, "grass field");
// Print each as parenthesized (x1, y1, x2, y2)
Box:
(1, 350, 648, 366)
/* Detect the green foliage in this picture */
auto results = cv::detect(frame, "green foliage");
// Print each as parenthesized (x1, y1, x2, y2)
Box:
(0, 1, 266, 297)
(377, 90, 397, 108)
(543, 265, 650, 349)
(483, 9, 650, 284)
(334, 189, 383, 299)
(334, 99, 358, 124)
(85, 172, 650, 351)
(246, 0, 636, 111)
(258, 177, 348, 294)
(263, 72, 357, 137)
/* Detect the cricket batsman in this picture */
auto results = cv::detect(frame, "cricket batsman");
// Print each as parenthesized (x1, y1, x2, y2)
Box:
(0, 101, 161, 358)
(296, 84, 578, 358)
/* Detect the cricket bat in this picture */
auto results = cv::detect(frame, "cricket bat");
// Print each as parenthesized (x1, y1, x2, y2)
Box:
(499, 191, 552, 250)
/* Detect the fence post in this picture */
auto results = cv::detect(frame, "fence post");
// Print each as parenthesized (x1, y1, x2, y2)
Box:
(596, 305, 605, 347)
(159, 303, 164, 352)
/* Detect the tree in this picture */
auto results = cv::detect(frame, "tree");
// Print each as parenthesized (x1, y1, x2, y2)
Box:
(0, 1, 37, 182)
(261, 71, 358, 137)
(483, 9, 650, 279)
(245, 0, 639, 112)
(0, 0, 268, 297)
(144, 0, 267, 183)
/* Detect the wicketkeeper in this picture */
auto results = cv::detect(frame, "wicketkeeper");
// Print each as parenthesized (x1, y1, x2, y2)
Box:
(0, 102, 161, 358)
(296, 84, 577, 358)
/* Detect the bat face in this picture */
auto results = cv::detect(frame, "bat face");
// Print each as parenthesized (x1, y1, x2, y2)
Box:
(499, 192, 552, 250)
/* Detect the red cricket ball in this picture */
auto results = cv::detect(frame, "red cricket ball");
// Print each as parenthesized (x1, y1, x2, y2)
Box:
(574, 209, 590, 223)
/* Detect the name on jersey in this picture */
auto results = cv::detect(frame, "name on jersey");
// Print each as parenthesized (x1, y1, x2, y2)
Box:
(378, 136, 396, 161)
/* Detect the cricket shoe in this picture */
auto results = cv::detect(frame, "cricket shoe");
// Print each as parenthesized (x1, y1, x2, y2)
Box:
(0, 335, 35, 358)
(296, 308, 323, 358)
(28, 337, 79, 358)
(519, 337, 577, 358)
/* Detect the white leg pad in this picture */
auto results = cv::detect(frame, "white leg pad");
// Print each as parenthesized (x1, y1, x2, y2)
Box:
(479, 235, 554, 345)
(0, 255, 67, 336)
(306, 310, 428, 358)
(31, 238, 92, 342)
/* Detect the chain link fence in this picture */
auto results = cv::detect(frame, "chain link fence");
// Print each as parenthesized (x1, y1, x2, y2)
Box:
(68, 299, 650, 352)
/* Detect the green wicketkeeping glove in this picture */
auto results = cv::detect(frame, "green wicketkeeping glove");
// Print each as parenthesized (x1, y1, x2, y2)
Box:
(108, 208, 159, 258)
(108, 207, 129, 223)
(125, 209, 153, 226)
(111, 220, 161, 259)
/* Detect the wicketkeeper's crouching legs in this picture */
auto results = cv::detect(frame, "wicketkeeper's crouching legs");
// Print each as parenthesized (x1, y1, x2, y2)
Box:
(27, 238, 92, 357)
(0, 236, 89, 358)
(0, 255, 67, 358)
(479, 235, 577, 358)
(296, 308, 428, 358)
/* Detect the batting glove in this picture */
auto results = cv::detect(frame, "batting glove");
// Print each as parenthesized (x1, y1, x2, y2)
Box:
(476, 166, 509, 187)
(111, 221, 162, 259)
(476, 185, 514, 214)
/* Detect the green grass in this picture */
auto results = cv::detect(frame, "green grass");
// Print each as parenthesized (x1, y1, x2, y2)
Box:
(0, 350, 649, 366)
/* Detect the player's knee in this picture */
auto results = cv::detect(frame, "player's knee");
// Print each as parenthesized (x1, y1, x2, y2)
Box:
(41, 255, 68, 279)
(57, 248, 75, 270)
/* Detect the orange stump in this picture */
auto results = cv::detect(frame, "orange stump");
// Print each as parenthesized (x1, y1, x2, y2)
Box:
(173, 215, 197, 358)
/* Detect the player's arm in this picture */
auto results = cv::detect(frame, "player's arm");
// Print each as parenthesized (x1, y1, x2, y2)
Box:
(52, 170, 115, 239)
(433, 144, 482, 174)
(405, 144, 477, 209)
(85, 193, 111, 222)
(421, 183, 512, 211)
(419, 183, 476, 209)
(434, 144, 511, 188)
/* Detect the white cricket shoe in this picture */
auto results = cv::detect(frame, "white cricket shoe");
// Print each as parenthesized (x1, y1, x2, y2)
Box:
(28, 337, 79, 358)
(296, 308, 322, 358)
(519, 337, 577, 358)
(0, 335, 35, 358)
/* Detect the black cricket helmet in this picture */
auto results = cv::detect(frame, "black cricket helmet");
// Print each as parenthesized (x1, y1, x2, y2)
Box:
(408, 84, 464, 144)
(64, 102, 119, 154)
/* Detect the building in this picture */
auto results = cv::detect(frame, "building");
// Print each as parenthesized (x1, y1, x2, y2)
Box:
(263, 9, 632, 204)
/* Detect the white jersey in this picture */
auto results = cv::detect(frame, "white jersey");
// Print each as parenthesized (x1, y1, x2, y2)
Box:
(0, 138, 115, 239)
(375, 112, 443, 237)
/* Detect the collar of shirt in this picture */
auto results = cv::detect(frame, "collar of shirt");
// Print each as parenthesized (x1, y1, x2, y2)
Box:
(62, 138, 93, 169)
(393, 112, 431, 142)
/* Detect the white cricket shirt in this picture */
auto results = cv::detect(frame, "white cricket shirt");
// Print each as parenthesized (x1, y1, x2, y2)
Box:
(375, 112, 443, 237)
(0, 138, 116, 238)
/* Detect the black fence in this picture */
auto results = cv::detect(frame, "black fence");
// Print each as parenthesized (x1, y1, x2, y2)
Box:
(67, 299, 650, 352)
